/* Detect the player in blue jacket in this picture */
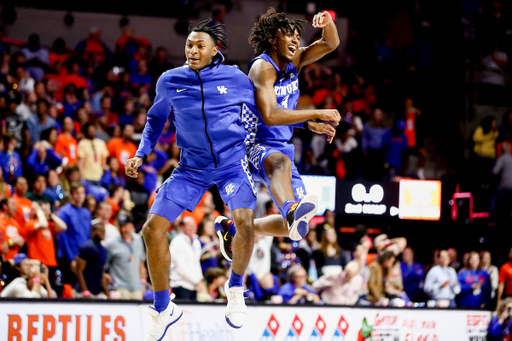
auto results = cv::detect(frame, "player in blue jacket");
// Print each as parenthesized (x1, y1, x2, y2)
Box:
(215, 9, 341, 259)
(125, 19, 257, 339)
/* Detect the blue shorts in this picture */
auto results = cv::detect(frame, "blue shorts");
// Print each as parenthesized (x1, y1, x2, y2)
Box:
(247, 141, 306, 203)
(150, 156, 256, 223)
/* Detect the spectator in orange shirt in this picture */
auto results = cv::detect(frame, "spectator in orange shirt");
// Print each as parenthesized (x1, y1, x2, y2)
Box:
(0, 167, 12, 200)
(182, 191, 220, 226)
(26, 201, 67, 269)
(107, 124, 137, 172)
(96, 96, 118, 128)
(0, 197, 26, 260)
(498, 247, 512, 308)
(55, 117, 78, 166)
(107, 184, 124, 223)
(65, 60, 88, 90)
(12, 177, 34, 229)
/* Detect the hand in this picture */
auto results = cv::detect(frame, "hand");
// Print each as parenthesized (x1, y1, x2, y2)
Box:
(312, 11, 333, 28)
(125, 157, 143, 178)
(499, 309, 510, 324)
(440, 280, 450, 288)
(308, 122, 336, 144)
(471, 282, 482, 290)
(316, 109, 341, 126)
(104, 273, 113, 284)
(294, 288, 308, 296)
(30, 265, 41, 279)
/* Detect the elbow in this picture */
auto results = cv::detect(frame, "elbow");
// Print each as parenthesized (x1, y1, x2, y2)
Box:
(328, 39, 340, 51)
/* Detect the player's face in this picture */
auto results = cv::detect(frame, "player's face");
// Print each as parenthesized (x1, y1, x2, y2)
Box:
(186, 32, 219, 71)
(272, 27, 300, 62)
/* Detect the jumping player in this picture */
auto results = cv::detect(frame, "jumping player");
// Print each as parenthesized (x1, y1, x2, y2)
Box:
(125, 19, 259, 339)
(215, 9, 341, 258)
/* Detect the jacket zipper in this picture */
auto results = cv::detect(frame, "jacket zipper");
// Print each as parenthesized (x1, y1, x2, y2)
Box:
(195, 70, 217, 169)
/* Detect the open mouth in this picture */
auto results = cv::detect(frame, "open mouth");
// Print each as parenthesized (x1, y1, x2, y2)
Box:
(189, 57, 200, 63)
(288, 46, 297, 55)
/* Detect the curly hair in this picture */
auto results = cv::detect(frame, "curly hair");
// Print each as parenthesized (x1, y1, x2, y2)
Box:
(189, 18, 228, 50)
(249, 7, 306, 55)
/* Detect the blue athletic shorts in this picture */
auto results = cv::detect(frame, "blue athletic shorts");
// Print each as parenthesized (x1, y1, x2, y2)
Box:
(150, 156, 256, 223)
(247, 141, 306, 203)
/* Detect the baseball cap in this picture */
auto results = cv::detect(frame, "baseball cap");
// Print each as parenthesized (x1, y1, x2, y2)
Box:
(117, 214, 132, 225)
(14, 253, 28, 265)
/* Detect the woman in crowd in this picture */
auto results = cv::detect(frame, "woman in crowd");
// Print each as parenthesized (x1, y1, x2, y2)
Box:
(314, 227, 344, 276)
(424, 250, 460, 307)
(366, 251, 396, 305)
(488, 298, 512, 341)
(481, 251, 499, 299)
(458, 251, 492, 308)
(197, 213, 219, 275)
(472, 115, 499, 173)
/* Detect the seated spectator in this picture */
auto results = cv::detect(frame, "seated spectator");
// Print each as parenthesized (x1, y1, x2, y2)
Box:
(26, 201, 66, 270)
(75, 27, 112, 65)
(0, 253, 54, 298)
(77, 123, 108, 186)
(481, 251, 499, 299)
(62, 84, 81, 118)
(0, 197, 25, 260)
(296, 229, 320, 276)
(400, 247, 424, 302)
(107, 124, 137, 172)
(278, 266, 320, 304)
(26, 99, 57, 147)
(26, 174, 54, 207)
(353, 243, 370, 300)
(54, 117, 78, 166)
(0, 134, 23, 181)
(488, 298, 512, 341)
(458, 251, 492, 309)
(105, 214, 146, 300)
(16, 91, 37, 120)
(74, 220, 108, 299)
(203, 267, 227, 302)
(14, 65, 35, 99)
(197, 213, 220, 275)
(169, 216, 204, 300)
(314, 227, 344, 276)
(118, 98, 135, 126)
(101, 157, 126, 189)
(130, 59, 153, 89)
(21, 34, 49, 81)
(424, 250, 460, 307)
(367, 251, 396, 306)
(257, 272, 280, 302)
(65, 60, 88, 90)
(57, 182, 91, 294)
(26, 141, 62, 177)
(313, 261, 363, 305)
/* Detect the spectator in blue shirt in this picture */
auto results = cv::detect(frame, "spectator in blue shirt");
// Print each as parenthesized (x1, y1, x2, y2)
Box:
(382, 119, 409, 178)
(130, 60, 153, 90)
(26, 99, 57, 146)
(0, 134, 23, 181)
(278, 266, 320, 304)
(400, 247, 424, 302)
(74, 220, 108, 298)
(101, 157, 126, 189)
(26, 141, 62, 177)
(57, 182, 91, 287)
(488, 298, 512, 341)
(458, 251, 492, 309)
(362, 108, 389, 180)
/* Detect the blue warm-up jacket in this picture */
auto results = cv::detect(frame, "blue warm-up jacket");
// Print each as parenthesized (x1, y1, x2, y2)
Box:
(136, 52, 256, 170)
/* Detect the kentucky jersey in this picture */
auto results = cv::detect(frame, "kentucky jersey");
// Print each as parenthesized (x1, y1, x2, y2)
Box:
(246, 52, 300, 144)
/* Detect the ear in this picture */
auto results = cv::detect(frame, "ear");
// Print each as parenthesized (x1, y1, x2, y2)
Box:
(212, 45, 219, 57)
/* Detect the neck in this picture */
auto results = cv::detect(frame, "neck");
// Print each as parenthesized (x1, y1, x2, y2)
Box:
(270, 51, 288, 72)
(123, 233, 132, 243)
(92, 237, 101, 243)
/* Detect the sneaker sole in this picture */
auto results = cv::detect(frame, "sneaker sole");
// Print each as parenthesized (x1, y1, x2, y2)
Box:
(225, 316, 242, 329)
(288, 194, 319, 241)
(156, 310, 183, 341)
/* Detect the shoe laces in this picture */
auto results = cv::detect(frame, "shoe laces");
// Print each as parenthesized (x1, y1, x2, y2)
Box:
(228, 288, 245, 309)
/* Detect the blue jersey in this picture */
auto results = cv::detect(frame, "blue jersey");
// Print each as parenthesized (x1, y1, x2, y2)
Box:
(136, 52, 257, 170)
(246, 53, 301, 144)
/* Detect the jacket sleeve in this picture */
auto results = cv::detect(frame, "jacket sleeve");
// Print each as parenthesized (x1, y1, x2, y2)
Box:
(136, 72, 172, 159)
(367, 264, 382, 303)
(487, 316, 504, 337)
(424, 268, 441, 297)
(480, 272, 492, 307)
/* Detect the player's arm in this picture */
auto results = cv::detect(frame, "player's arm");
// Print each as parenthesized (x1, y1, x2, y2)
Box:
(126, 73, 172, 178)
(293, 11, 340, 71)
(248, 60, 339, 127)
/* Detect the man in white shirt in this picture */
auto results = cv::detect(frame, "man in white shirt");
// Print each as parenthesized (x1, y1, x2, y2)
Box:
(169, 216, 204, 300)
(96, 202, 119, 242)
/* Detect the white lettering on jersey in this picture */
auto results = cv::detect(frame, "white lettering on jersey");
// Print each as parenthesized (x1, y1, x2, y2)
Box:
(273, 79, 299, 97)
(217, 86, 227, 94)
(226, 183, 235, 195)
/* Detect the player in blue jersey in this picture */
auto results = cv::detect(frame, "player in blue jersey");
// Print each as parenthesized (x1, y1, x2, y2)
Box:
(125, 19, 259, 339)
(215, 9, 341, 259)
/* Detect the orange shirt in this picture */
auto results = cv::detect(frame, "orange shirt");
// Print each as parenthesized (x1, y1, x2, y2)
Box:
(55, 133, 78, 165)
(0, 214, 23, 260)
(107, 198, 120, 224)
(107, 138, 137, 171)
(13, 195, 33, 230)
(405, 112, 417, 148)
(0, 183, 11, 198)
(26, 221, 58, 267)
(499, 261, 512, 296)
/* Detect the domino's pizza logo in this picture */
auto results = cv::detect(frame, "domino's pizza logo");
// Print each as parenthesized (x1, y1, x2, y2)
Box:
(261, 314, 280, 340)
(286, 315, 304, 340)
(309, 315, 327, 340)
(332, 315, 349, 340)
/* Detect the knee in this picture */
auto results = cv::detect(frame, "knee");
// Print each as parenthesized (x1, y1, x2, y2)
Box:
(233, 218, 254, 239)
(268, 154, 291, 173)
(142, 220, 166, 244)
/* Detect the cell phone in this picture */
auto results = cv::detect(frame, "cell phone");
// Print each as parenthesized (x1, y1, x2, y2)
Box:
(508, 308, 511, 317)
(40, 265, 45, 274)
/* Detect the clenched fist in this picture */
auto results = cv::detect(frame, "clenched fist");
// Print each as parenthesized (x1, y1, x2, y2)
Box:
(125, 156, 143, 178)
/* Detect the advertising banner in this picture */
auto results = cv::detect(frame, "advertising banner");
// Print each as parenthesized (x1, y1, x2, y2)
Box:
(0, 300, 490, 341)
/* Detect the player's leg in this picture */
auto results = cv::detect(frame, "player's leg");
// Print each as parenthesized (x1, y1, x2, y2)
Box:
(264, 152, 295, 211)
(140, 168, 207, 341)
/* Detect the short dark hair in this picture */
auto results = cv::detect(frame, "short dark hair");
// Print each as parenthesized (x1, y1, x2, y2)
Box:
(36, 98, 49, 108)
(377, 251, 396, 265)
(109, 184, 123, 197)
(11, 176, 25, 187)
(0, 197, 12, 210)
(70, 181, 85, 194)
(81, 122, 95, 135)
(249, 7, 305, 55)
(189, 18, 228, 50)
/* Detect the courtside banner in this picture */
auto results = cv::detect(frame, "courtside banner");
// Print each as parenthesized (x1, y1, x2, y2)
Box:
(0, 300, 491, 341)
